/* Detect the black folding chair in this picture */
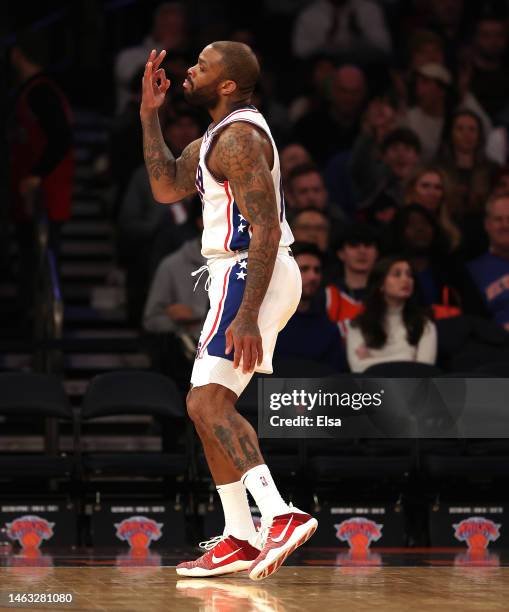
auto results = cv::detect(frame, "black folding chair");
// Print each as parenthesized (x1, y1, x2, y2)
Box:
(0, 372, 75, 490)
(78, 371, 187, 496)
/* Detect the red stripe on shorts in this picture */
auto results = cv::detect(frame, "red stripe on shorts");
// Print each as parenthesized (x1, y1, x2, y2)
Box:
(198, 266, 231, 358)
(223, 180, 233, 252)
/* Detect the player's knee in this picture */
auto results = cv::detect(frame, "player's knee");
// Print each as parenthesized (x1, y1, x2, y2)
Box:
(186, 385, 234, 426)
(186, 387, 214, 426)
(186, 389, 202, 424)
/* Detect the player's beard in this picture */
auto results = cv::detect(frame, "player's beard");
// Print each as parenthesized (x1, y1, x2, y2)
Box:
(184, 79, 221, 110)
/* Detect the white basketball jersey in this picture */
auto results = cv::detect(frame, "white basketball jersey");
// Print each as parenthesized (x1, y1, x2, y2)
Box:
(195, 106, 294, 259)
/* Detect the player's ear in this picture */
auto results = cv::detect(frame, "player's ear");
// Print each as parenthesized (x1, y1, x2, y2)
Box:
(220, 79, 237, 96)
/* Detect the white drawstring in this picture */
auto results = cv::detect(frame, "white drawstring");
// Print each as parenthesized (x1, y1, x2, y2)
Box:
(198, 535, 225, 550)
(191, 264, 211, 292)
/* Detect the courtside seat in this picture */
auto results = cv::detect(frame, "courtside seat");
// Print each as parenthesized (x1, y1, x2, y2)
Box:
(363, 361, 443, 377)
(0, 372, 75, 487)
(79, 371, 187, 487)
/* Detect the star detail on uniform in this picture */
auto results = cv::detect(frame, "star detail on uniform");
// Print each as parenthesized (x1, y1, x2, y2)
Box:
(238, 223, 246, 233)
(238, 260, 248, 269)
(236, 270, 247, 280)
(238, 213, 246, 222)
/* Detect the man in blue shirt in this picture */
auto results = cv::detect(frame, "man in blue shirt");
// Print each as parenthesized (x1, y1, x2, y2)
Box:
(468, 193, 509, 330)
(274, 242, 346, 371)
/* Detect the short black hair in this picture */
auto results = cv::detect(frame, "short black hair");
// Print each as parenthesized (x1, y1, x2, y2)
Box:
(291, 241, 324, 263)
(211, 41, 260, 99)
(381, 128, 421, 154)
(287, 162, 322, 187)
(336, 223, 380, 251)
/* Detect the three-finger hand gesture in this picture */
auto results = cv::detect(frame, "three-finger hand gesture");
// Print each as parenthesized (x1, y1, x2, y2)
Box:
(140, 49, 170, 118)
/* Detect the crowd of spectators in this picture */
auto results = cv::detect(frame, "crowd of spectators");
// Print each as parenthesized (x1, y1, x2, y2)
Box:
(7, 0, 509, 376)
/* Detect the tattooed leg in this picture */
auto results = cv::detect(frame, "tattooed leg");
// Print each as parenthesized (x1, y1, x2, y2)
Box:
(187, 383, 264, 484)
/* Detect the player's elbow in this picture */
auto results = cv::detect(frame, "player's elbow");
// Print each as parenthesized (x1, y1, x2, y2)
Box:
(151, 188, 178, 205)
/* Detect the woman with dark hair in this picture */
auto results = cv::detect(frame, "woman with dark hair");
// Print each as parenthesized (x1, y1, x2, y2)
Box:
(438, 109, 499, 257)
(404, 164, 461, 251)
(346, 256, 437, 372)
(439, 110, 499, 216)
(386, 204, 487, 317)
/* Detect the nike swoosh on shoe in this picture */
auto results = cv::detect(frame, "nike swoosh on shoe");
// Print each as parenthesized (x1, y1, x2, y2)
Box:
(271, 516, 294, 543)
(211, 548, 242, 564)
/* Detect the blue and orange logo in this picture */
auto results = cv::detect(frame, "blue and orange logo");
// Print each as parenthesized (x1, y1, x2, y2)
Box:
(5, 515, 55, 549)
(453, 517, 501, 550)
(335, 518, 383, 553)
(114, 516, 163, 549)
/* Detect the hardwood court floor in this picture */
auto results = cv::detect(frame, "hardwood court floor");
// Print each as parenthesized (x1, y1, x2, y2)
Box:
(0, 565, 508, 611)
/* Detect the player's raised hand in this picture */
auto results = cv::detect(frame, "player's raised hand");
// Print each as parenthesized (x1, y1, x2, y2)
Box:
(140, 49, 170, 118)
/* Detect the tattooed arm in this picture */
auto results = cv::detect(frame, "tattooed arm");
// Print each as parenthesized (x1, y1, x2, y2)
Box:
(142, 119, 202, 203)
(140, 49, 201, 203)
(212, 122, 281, 374)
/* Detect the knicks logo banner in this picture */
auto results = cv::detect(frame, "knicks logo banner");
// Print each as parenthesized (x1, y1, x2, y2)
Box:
(114, 516, 163, 549)
(335, 518, 383, 552)
(453, 517, 501, 550)
(5, 515, 55, 549)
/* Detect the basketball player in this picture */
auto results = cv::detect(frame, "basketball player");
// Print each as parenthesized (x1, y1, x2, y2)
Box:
(140, 42, 317, 581)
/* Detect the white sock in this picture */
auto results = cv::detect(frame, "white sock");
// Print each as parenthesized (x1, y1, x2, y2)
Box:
(241, 464, 290, 521)
(216, 480, 257, 541)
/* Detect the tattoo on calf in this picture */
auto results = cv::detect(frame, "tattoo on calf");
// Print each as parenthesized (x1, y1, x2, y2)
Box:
(212, 421, 262, 473)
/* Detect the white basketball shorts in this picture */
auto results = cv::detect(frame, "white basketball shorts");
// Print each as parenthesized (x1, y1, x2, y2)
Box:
(191, 247, 302, 397)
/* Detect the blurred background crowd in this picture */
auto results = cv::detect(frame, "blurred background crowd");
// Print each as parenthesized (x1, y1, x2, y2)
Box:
(5, 0, 509, 385)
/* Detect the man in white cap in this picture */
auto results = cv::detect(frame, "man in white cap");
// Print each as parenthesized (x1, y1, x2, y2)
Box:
(400, 62, 491, 162)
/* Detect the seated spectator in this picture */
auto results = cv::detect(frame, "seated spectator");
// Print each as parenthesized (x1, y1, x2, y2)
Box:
(387, 204, 487, 318)
(288, 54, 336, 124)
(279, 142, 313, 206)
(469, 12, 509, 125)
(292, 0, 392, 60)
(291, 207, 330, 253)
(117, 164, 197, 326)
(143, 235, 207, 339)
(117, 109, 202, 324)
(143, 216, 207, 389)
(274, 242, 345, 371)
(114, 2, 189, 113)
(346, 256, 437, 372)
(325, 223, 379, 337)
(439, 110, 499, 214)
(420, 0, 467, 70)
(293, 64, 367, 164)
(285, 163, 345, 230)
(438, 109, 499, 257)
(492, 166, 509, 195)
(404, 165, 462, 251)
(468, 193, 509, 331)
(354, 128, 421, 223)
(399, 64, 491, 162)
(326, 96, 397, 218)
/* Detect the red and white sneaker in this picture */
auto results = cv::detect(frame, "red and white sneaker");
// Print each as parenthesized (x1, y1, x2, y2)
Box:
(248, 508, 318, 581)
(176, 534, 260, 577)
